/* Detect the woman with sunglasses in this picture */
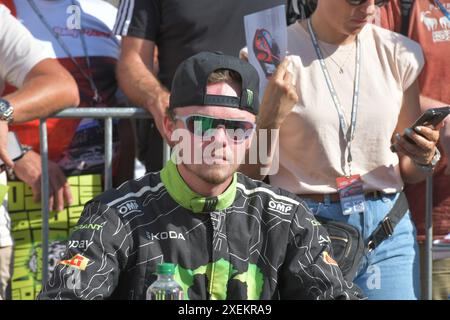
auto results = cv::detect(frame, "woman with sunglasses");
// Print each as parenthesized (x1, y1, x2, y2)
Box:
(245, 0, 443, 299)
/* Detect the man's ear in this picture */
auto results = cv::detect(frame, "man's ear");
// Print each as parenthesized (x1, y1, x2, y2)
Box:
(163, 114, 177, 148)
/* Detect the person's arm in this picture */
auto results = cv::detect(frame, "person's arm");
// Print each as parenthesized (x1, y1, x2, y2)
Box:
(420, 95, 448, 109)
(391, 80, 442, 184)
(1, 60, 78, 168)
(279, 202, 365, 300)
(239, 58, 298, 180)
(38, 201, 131, 300)
(3, 58, 79, 123)
(6, 58, 79, 207)
(419, 95, 450, 175)
(117, 36, 169, 140)
(0, 8, 79, 167)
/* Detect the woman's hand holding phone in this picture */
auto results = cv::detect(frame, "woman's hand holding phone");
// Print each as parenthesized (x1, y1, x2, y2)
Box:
(391, 107, 448, 168)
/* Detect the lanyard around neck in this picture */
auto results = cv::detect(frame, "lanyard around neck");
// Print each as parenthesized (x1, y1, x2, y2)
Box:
(435, 0, 450, 21)
(307, 19, 361, 177)
(27, 0, 101, 105)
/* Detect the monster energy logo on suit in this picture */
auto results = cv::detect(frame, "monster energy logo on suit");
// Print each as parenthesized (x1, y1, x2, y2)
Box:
(168, 259, 264, 300)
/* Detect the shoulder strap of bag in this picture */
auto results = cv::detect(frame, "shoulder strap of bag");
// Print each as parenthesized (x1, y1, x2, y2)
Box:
(366, 192, 409, 252)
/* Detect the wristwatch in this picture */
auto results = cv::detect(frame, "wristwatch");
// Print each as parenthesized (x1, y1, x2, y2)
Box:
(415, 147, 441, 173)
(0, 98, 14, 123)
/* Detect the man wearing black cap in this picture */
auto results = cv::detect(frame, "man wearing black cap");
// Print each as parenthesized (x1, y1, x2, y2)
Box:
(114, 0, 290, 173)
(38, 52, 364, 300)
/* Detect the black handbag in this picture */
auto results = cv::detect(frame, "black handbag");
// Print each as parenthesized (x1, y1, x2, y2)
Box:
(315, 216, 364, 282)
(314, 193, 409, 282)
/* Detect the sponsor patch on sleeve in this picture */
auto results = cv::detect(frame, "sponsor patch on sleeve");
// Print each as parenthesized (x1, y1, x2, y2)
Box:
(59, 254, 90, 270)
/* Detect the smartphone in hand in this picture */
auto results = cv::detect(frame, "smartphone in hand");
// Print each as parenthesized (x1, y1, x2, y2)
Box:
(411, 106, 450, 128)
(404, 106, 450, 144)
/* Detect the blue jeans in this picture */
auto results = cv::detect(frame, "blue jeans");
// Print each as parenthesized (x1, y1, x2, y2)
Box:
(303, 193, 421, 300)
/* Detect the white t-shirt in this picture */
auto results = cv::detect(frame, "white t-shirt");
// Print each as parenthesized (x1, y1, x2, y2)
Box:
(0, 4, 52, 247)
(13, 0, 120, 60)
(270, 22, 424, 195)
(0, 5, 52, 95)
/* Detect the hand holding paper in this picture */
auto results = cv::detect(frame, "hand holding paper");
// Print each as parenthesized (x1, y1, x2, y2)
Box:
(257, 58, 298, 129)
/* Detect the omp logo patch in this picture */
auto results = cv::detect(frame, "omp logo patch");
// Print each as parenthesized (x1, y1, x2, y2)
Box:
(322, 251, 338, 267)
(146, 231, 186, 241)
(268, 199, 293, 215)
(117, 200, 141, 216)
(59, 254, 90, 270)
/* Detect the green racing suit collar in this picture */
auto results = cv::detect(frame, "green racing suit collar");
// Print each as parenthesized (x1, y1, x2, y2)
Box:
(160, 158, 237, 213)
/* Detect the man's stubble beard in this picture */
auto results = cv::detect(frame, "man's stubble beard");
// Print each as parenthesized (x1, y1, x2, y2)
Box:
(184, 162, 239, 185)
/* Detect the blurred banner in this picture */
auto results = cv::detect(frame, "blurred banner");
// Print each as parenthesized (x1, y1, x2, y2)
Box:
(8, 175, 102, 300)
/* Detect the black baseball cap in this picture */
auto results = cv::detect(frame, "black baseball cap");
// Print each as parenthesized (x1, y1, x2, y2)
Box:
(169, 51, 260, 115)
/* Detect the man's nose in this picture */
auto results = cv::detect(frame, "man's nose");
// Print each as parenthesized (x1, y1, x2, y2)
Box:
(209, 125, 229, 146)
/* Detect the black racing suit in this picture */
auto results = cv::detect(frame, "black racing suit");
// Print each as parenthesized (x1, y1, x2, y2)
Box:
(38, 161, 364, 300)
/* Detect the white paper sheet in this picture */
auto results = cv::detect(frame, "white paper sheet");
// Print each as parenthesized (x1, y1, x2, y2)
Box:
(244, 5, 287, 101)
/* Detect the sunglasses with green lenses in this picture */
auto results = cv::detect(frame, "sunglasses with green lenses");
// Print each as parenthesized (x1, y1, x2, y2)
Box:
(174, 114, 256, 142)
(346, 0, 389, 6)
